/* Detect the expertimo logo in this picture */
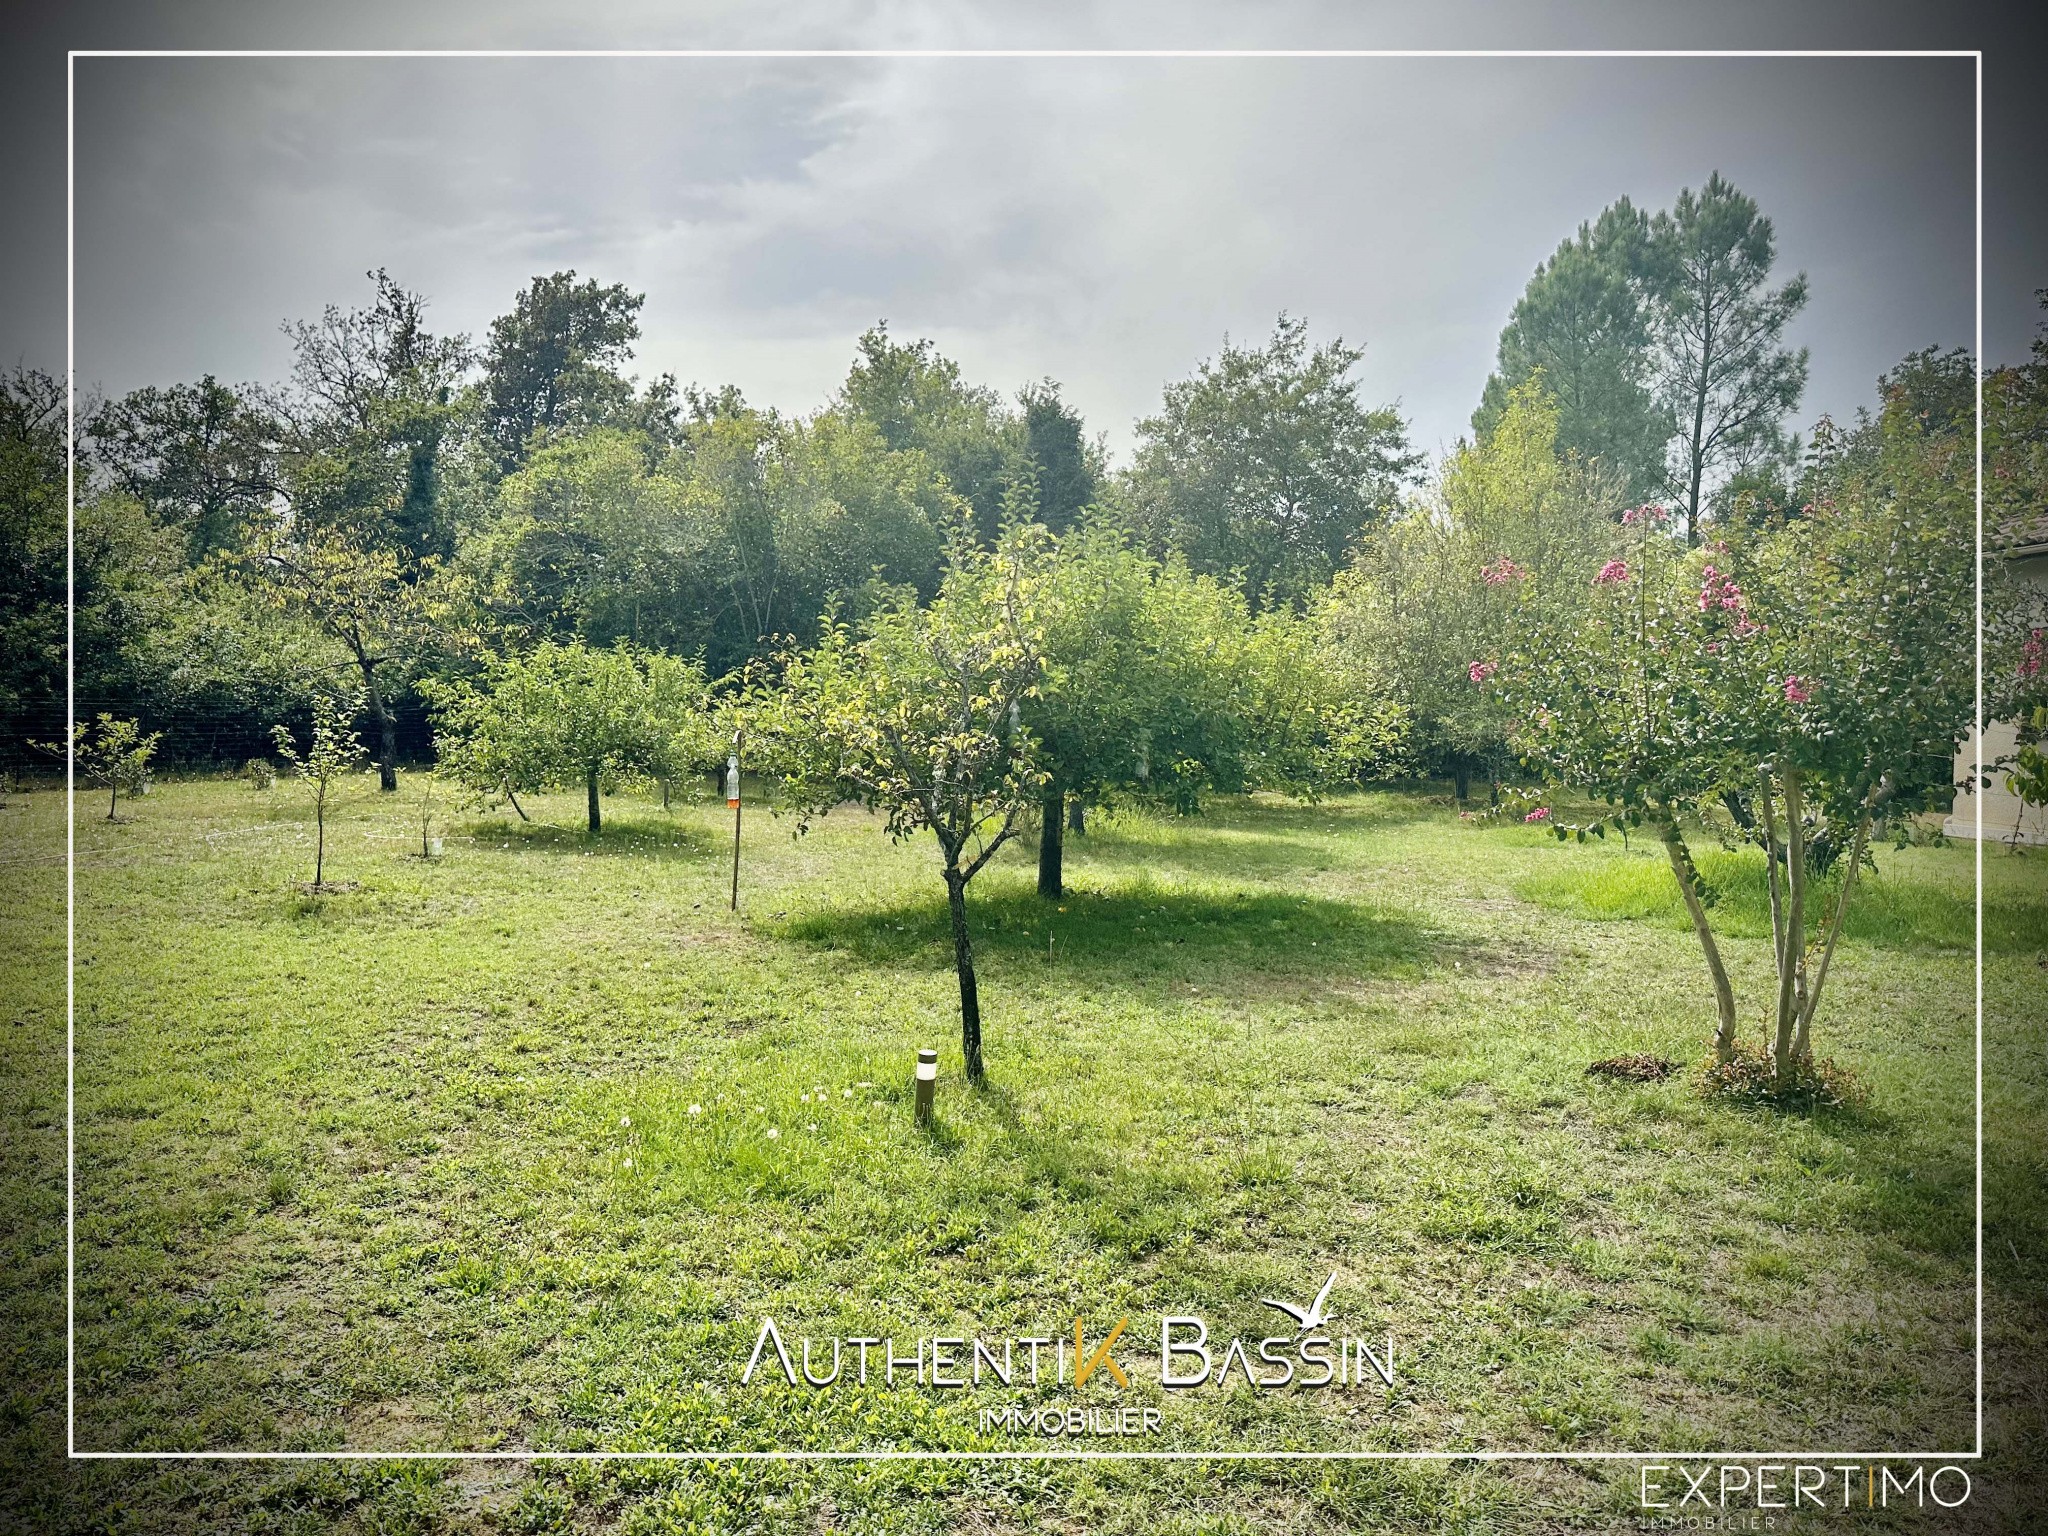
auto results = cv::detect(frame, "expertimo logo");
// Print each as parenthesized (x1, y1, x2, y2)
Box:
(1639, 1463, 1972, 1513)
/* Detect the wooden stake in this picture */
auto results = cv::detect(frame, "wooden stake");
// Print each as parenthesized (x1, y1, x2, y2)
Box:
(728, 728, 743, 912)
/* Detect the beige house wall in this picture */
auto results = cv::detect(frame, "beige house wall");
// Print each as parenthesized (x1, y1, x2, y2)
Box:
(1945, 547, 2048, 844)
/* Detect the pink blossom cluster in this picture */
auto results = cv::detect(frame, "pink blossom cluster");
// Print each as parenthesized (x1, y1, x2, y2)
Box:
(1523, 806, 1551, 823)
(1782, 675, 1813, 704)
(1698, 564, 1747, 614)
(2021, 628, 2044, 680)
(1481, 556, 1527, 586)
(1594, 559, 1630, 586)
(1621, 504, 1670, 527)
(1468, 659, 1498, 684)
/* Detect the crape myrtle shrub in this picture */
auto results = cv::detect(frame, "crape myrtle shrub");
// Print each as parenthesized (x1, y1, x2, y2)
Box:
(1492, 374, 1987, 1086)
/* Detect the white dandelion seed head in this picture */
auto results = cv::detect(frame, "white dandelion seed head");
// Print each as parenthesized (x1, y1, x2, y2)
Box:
(620, 1115, 631, 1128)
(766, 1127, 780, 1140)
(687, 1104, 703, 1115)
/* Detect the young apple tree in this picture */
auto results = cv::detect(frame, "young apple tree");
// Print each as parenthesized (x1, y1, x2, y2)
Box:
(767, 530, 1045, 1083)
(49, 714, 163, 821)
(272, 693, 366, 888)
(428, 640, 708, 834)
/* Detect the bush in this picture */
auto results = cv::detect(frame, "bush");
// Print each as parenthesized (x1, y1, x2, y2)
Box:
(243, 757, 276, 789)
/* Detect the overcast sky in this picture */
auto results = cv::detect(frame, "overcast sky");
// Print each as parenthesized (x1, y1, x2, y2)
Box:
(7, 4, 2038, 468)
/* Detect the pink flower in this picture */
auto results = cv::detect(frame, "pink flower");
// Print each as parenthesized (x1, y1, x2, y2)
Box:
(1782, 676, 1812, 704)
(2021, 628, 2044, 679)
(1621, 504, 1670, 527)
(1468, 660, 1498, 684)
(1699, 567, 1748, 617)
(1481, 556, 1526, 586)
(1524, 806, 1551, 823)
(1594, 559, 1629, 586)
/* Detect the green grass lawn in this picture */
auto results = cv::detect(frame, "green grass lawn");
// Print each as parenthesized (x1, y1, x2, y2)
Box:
(3, 774, 2044, 1532)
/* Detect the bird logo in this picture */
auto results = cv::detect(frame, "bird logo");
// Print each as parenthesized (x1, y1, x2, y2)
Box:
(1259, 1270, 1339, 1333)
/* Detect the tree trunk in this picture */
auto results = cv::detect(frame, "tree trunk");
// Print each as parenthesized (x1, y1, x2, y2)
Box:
(361, 660, 398, 792)
(1796, 776, 1891, 1061)
(315, 797, 326, 887)
(505, 783, 530, 821)
(1661, 815, 1737, 1063)
(944, 866, 985, 1084)
(1068, 797, 1085, 834)
(1773, 771, 1808, 1085)
(1452, 761, 1472, 804)
(586, 765, 602, 834)
(1038, 780, 1065, 899)
(107, 779, 119, 821)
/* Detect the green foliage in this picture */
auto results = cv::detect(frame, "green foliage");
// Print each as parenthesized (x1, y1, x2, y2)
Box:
(835, 323, 1027, 545)
(1126, 314, 1420, 608)
(768, 529, 1045, 860)
(1, 368, 68, 763)
(279, 268, 474, 563)
(1474, 197, 1669, 503)
(1327, 380, 1610, 796)
(481, 270, 655, 473)
(86, 374, 280, 562)
(428, 640, 711, 833)
(1501, 376, 1975, 1075)
(765, 528, 1046, 1078)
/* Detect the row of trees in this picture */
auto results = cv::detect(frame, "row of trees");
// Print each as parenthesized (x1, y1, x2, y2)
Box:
(7, 169, 2042, 1092)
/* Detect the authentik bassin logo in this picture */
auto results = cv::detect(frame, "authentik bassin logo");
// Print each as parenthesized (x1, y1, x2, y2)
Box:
(738, 1268, 1399, 1439)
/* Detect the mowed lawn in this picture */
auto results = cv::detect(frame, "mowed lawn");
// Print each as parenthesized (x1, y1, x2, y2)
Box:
(4, 773, 2046, 1533)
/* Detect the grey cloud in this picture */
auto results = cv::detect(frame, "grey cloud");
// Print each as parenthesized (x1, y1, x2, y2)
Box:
(25, 16, 2009, 468)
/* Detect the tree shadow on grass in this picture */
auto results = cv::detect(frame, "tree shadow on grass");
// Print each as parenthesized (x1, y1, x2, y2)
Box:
(1058, 793, 1462, 883)
(763, 878, 1445, 997)
(454, 814, 718, 861)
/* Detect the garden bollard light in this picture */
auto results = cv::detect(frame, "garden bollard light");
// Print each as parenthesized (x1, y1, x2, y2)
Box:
(914, 1048, 937, 1126)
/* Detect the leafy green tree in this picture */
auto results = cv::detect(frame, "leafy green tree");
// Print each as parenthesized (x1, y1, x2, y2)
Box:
(272, 693, 365, 887)
(429, 640, 708, 834)
(86, 375, 281, 561)
(1127, 314, 1419, 608)
(767, 531, 1045, 1083)
(470, 427, 691, 648)
(248, 526, 442, 792)
(1474, 197, 1669, 502)
(1024, 521, 1385, 895)
(280, 269, 474, 563)
(481, 271, 653, 474)
(1645, 174, 1810, 546)
(835, 324, 1024, 544)
(1026, 524, 1222, 895)
(1019, 380, 1100, 532)
(763, 410, 952, 642)
(1329, 380, 1616, 800)
(47, 714, 163, 821)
